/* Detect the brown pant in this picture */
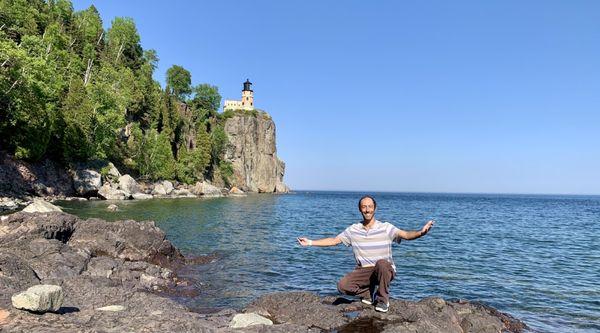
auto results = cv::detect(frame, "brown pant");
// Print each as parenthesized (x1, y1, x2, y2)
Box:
(337, 259, 395, 304)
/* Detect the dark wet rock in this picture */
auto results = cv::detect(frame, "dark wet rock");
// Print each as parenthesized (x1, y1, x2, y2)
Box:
(67, 216, 184, 266)
(247, 292, 348, 330)
(246, 292, 527, 333)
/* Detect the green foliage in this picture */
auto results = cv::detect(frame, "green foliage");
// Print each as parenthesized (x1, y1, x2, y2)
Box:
(189, 84, 221, 122)
(0, 1, 233, 185)
(219, 160, 234, 187)
(210, 124, 228, 164)
(175, 124, 211, 184)
(106, 17, 142, 69)
(129, 127, 175, 180)
(166, 65, 191, 100)
(61, 78, 93, 161)
(0, 32, 57, 160)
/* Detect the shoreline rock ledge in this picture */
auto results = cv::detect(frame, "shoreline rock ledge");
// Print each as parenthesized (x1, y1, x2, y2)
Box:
(0, 212, 527, 332)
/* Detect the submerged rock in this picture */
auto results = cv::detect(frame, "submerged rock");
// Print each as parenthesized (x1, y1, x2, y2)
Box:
(11, 285, 63, 313)
(107, 204, 119, 211)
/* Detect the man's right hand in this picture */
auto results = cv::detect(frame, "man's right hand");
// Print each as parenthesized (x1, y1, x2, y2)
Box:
(297, 237, 312, 246)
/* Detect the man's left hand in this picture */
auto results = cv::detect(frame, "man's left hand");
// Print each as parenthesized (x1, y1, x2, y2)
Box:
(421, 220, 435, 236)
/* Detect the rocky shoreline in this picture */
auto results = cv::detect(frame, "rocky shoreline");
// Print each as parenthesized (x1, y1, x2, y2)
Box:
(0, 151, 287, 215)
(0, 211, 527, 332)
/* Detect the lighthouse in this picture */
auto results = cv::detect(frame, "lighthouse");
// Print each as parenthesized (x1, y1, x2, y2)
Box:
(241, 79, 254, 110)
(223, 79, 255, 111)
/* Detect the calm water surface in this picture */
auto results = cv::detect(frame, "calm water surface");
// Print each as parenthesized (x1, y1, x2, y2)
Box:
(59, 192, 600, 333)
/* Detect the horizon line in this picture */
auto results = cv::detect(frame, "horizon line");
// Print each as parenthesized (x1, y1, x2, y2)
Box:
(288, 189, 600, 197)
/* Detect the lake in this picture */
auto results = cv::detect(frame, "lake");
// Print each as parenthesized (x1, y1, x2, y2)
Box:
(58, 191, 600, 333)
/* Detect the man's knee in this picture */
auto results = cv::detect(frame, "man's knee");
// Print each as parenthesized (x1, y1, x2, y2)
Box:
(375, 259, 392, 270)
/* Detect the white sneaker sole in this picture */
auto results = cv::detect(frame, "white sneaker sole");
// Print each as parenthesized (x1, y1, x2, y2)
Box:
(375, 304, 389, 312)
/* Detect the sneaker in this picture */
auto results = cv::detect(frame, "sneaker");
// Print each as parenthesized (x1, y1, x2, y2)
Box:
(360, 297, 373, 305)
(360, 288, 377, 305)
(375, 302, 389, 313)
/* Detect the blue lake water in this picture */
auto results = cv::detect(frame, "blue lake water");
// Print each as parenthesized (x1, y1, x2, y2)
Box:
(58, 192, 600, 333)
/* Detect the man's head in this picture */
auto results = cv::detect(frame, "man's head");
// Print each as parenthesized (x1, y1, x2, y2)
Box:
(358, 195, 377, 221)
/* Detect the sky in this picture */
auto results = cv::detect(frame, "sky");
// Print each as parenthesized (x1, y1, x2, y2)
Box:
(72, 1, 600, 195)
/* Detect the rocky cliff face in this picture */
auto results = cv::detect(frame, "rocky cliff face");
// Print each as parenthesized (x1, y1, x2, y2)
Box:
(223, 112, 289, 193)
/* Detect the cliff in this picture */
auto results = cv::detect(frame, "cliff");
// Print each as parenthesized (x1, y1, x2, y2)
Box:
(223, 111, 289, 193)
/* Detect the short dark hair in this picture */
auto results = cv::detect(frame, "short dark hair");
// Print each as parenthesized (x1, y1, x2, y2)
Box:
(358, 195, 377, 209)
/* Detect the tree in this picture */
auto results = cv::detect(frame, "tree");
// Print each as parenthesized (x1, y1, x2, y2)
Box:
(0, 33, 58, 160)
(166, 65, 191, 100)
(190, 83, 221, 122)
(129, 127, 176, 180)
(61, 78, 94, 161)
(105, 17, 142, 69)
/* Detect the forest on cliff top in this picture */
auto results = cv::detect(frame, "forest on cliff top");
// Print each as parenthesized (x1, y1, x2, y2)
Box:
(0, 0, 236, 185)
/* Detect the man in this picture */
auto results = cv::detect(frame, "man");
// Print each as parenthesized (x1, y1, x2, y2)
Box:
(297, 195, 434, 313)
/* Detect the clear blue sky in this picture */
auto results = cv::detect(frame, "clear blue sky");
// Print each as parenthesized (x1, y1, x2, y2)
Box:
(73, 1, 600, 195)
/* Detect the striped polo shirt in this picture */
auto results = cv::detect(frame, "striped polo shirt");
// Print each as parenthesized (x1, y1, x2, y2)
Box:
(337, 220, 401, 271)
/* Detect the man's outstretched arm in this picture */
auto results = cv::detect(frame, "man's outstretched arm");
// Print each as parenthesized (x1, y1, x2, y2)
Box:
(297, 236, 342, 247)
(396, 220, 435, 240)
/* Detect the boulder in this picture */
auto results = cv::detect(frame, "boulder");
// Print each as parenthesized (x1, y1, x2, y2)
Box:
(229, 187, 245, 195)
(132, 193, 153, 200)
(0, 199, 19, 211)
(72, 168, 102, 197)
(161, 180, 174, 195)
(22, 199, 62, 213)
(229, 313, 273, 328)
(11, 285, 63, 313)
(107, 204, 119, 211)
(118, 174, 139, 194)
(98, 183, 130, 200)
(151, 184, 167, 196)
(105, 162, 121, 180)
(193, 182, 222, 197)
(172, 189, 195, 198)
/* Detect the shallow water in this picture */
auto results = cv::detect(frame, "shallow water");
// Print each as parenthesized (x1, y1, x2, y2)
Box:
(59, 192, 600, 333)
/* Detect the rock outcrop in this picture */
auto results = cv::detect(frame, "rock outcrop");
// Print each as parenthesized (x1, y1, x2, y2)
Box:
(0, 151, 74, 199)
(224, 112, 289, 193)
(245, 292, 528, 333)
(0, 212, 527, 332)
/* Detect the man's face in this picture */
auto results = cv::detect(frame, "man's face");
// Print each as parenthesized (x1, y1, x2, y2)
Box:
(359, 197, 376, 221)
